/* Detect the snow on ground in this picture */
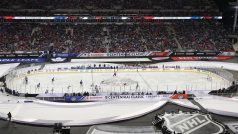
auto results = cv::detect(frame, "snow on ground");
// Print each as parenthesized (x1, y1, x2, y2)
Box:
(7, 69, 229, 94)
(169, 99, 200, 110)
(195, 96, 238, 117)
(87, 125, 159, 134)
(0, 91, 168, 126)
(0, 63, 19, 77)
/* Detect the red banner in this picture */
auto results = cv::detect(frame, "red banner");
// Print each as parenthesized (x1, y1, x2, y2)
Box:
(171, 56, 233, 61)
(170, 94, 189, 99)
(149, 52, 171, 56)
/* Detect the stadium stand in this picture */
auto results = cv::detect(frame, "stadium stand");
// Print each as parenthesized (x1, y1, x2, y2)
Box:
(0, 21, 233, 53)
(0, 0, 220, 16)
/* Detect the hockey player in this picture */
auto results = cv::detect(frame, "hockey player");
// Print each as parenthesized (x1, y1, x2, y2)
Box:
(207, 75, 212, 81)
(113, 72, 117, 77)
(51, 77, 55, 83)
(25, 76, 28, 84)
(51, 88, 54, 94)
(37, 83, 40, 89)
(80, 80, 83, 86)
(136, 82, 139, 90)
(95, 85, 98, 91)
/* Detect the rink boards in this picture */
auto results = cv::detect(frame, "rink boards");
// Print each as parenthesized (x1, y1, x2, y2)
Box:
(5, 68, 231, 94)
(17, 68, 223, 77)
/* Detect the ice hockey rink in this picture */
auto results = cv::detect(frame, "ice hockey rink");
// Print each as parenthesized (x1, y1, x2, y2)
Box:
(6, 65, 231, 94)
(0, 61, 238, 127)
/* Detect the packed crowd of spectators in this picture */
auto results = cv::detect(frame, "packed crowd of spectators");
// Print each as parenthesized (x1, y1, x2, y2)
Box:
(173, 21, 233, 51)
(108, 24, 177, 52)
(0, 22, 233, 53)
(0, 24, 33, 52)
(0, 0, 219, 16)
(0, 0, 217, 10)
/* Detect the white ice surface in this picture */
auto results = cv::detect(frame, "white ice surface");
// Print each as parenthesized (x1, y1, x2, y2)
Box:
(7, 69, 229, 94)
(154, 61, 238, 71)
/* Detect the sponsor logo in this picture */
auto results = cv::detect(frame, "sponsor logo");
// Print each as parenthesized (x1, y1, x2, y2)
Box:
(173, 52, 221, 56)
(71, 97, 77, 102)
(108, 52, 147, 57)
(0, 53, 45, 58)
(79, 53, 107, 57)
(83, 95, 169, 101)
(51, 57, 67, 62)
(171, 56, 233, 61)
(219, 51, 236, 56)
(159, 112, 225, 134)
(105, 95, 144, 99)
(65, 96, 84, 102)
(79, 52, 148, 57)
(0, 58, 46, 63)
(53, 53, 76, 58)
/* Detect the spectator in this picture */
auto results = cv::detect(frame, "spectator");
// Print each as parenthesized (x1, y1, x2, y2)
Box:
(0, 22, 233, 53)
(7, 112, 12, 121)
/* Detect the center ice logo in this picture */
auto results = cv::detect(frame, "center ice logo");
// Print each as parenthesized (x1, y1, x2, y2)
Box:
(158, 112, 225, 134)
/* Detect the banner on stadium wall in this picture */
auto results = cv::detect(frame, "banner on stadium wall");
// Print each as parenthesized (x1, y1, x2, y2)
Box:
(0, 53, 46, 58)
(72, 51, 235, 59)
(0, 51, 234, 63)
(170, 56, 233, 61)
(78, 53, 107, 57)
(171, 51, 221, 56)
(2, 16, 223, 20)
(149, 51, 172, 57)
(78, 52, 150, 57)
(0, 58, 46, 63)
(106, 52, 149, 57)
(219, 51, 236, 56)
(52, 53, 77, 58)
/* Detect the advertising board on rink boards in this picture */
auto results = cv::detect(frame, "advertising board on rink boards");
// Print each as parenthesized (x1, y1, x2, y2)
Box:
(83, 94, 170, 102)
